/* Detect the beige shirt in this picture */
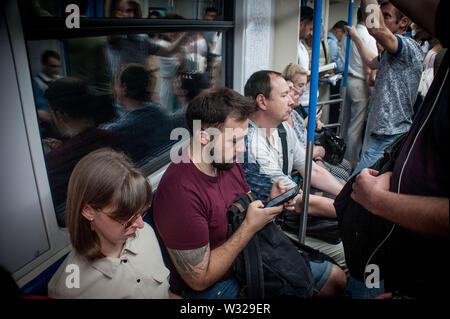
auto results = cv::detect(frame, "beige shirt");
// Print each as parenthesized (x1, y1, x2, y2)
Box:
(48, 223, 170, 299)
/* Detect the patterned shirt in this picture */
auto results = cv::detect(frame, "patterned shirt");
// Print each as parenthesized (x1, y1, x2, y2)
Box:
(290, 110, 307, 149)
(367, 35, 423, 136)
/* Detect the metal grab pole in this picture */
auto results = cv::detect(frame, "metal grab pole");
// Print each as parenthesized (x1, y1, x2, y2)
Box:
(299, 0, 323, 244)
(339, 0, 354, 130)
(343, 0, 354, 88)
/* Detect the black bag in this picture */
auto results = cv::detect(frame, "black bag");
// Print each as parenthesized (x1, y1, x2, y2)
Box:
(334, 133, 407, 282)
(319, 128, 346, 165)
(227, 193, 337, 299)
(277, 210, 341, 245)
(276, 125, 341, 245)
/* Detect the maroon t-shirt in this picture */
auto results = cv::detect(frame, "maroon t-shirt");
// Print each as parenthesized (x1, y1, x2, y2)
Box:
(153, 157, 250, 293)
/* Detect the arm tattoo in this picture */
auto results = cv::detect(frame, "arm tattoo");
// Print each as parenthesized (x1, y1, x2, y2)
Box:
(168, 244, 210, 278)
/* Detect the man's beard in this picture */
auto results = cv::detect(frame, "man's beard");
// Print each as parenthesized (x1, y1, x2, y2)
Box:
(212, 161, 235, 171)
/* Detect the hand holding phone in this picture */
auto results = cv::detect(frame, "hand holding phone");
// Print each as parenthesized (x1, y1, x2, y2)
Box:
(264, 184, 300, 208)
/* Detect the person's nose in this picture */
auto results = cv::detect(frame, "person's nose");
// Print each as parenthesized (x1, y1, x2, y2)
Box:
(132, 215, 145, 229)
(287, 94, 295, 107)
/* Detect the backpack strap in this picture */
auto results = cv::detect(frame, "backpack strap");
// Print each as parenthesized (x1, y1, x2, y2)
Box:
(227, 192, 264, 298)
(277, 123, 289, 176)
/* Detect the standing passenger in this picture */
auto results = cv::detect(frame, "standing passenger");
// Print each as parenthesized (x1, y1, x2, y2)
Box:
(347, 0, 423, 176)
(340, 8, 378, 170)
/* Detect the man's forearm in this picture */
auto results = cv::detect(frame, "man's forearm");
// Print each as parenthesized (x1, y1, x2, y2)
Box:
(369, 190, 449, 238)
(199, 221, 255, 290)
(310, 163, 343, 196)
(156, 33, 188, 57)
(308, 195, 336, 218)
(352, 30, 379, 69)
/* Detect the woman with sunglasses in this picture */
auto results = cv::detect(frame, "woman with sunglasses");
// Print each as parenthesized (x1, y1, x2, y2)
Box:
(48, 148, 179, 298)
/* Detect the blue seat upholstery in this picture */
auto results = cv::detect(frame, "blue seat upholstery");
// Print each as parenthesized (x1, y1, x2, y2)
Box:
(20, 253, 69, 297)
(143, 194, 172, 270)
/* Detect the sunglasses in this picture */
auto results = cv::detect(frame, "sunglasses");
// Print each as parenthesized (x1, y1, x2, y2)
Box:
(96, 207, 148, 229)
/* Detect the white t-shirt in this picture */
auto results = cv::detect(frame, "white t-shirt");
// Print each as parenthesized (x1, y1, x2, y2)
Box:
(340, 24, 378, 80)
(298, 39, 310, 71)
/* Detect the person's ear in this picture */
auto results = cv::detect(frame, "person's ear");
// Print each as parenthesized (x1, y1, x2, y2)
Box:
(255, 93, 268, 111)
(81, 204, 96, 222)
(199, 130, 211, 146)
(400, 17, 409, 30)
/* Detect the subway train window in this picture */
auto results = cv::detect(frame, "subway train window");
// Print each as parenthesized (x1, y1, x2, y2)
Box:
(20, 0, 228, 20)
(18, 0, 234, 227)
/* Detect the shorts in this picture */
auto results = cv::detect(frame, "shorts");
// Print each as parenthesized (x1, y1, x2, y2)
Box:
(298, 250, 334, 291)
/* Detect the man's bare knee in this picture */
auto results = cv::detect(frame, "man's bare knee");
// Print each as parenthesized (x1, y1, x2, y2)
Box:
(316, 264, 347, 298)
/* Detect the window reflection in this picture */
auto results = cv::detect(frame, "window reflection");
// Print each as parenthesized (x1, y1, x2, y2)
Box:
(23, 0, 226, 20)
(27, 27, 224, 225)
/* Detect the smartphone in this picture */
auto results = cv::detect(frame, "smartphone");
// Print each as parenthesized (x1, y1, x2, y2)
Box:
(317, 105, 323, 113)
(264, 184, 300, 208)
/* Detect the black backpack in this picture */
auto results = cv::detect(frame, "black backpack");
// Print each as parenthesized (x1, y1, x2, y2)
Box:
(334, 133, 407, 282)
(318, 128, 346, 165)
(227, 192, 337, 299)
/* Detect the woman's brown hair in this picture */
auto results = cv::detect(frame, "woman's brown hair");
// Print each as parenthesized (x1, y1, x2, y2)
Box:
(66, 148, 152, 261)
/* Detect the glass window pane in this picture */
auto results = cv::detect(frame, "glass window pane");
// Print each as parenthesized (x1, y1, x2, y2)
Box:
(26, 30, 226, 226)
(22, 0, 228, 20)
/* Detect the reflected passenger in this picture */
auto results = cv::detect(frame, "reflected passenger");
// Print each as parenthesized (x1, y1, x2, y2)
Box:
(106, 0, 189, 82)
(44, 78, 122, 224)
(48, 148, 179, 299)
(171, 71, 211, 129)
(102, 64, 172, 163)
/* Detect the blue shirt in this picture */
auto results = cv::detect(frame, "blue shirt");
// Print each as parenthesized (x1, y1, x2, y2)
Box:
(327, 32, 344, 74)
(103, 102, 173, 162)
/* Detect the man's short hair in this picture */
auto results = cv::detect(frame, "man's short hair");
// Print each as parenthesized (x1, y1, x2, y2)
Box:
(300, 6, 314, 23)
(332, 20, 348, 31)
(119, 63, 150, 101)
(179, 71, 211, 102)
(380, 0, 405, 22)
(357, 7, 363, 23)
(45, 77, 94, 120)
(186, 87, 257, 136)
(41, 50, 60, 65)
(204, 7, 219, 15)
(244, 70, 282, 100)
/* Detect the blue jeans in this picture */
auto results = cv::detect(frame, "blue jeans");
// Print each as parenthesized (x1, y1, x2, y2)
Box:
(181, 278, 241, 299)
(351, 133, 402, 178)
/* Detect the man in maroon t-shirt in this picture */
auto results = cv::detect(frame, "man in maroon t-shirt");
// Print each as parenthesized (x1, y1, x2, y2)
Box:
(153, 88, 292, 298)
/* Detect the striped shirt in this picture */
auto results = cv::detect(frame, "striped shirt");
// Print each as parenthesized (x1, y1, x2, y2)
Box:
(242, 120, 305, 200)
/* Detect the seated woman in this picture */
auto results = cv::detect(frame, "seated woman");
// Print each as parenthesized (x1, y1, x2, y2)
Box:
(43, 78, 122, 224)
(282, 63, 351, 183)
(48, 148, 179, 299)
